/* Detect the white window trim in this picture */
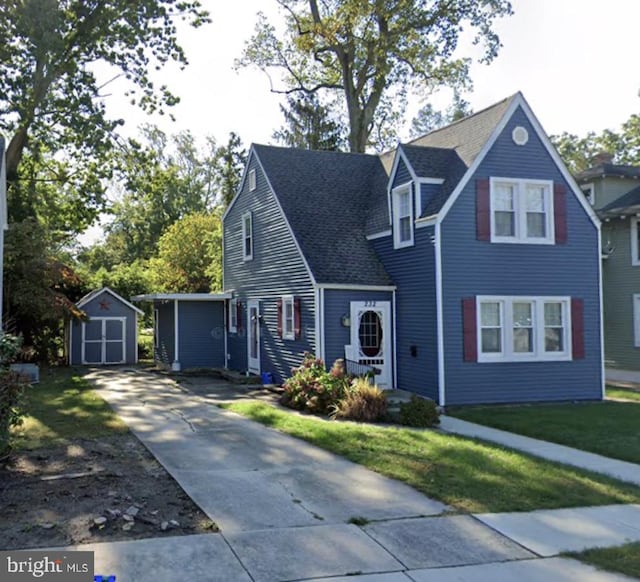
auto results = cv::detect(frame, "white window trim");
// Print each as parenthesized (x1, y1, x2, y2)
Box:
(631, 218, 640, 266)
(477, 296, 572, 363)
(242, 212, 253, 261)
(634, 294, 640, 347)
(581, 183, 595, 206)
(490, 177, 555, 245)
(228, 299, 238, 333)
(249, 169, 257, 191)
(392, 182, 414, 249)
(282, 295, 295, 340)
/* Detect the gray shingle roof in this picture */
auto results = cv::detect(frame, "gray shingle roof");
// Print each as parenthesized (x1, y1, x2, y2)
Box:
(251, 95, 515, 285)
(599, 184, 640, 217)
(253, 145, 393, 286)
(577, 164, 640, 182)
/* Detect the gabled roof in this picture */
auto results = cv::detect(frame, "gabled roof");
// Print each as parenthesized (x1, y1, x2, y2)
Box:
(380, 95, 516, 175)
(253, 144, 393, 286)
(599, 184, 640, 217)
(77, 287, 144, 315)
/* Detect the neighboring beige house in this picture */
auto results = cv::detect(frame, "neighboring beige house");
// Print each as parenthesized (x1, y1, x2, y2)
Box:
(576, 153, 640, 382)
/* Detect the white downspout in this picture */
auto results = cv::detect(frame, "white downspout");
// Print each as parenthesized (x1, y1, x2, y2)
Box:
(172, 299, 181, 371)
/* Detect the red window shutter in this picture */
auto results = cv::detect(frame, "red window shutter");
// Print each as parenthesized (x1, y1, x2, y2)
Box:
(236, 301, 243, 331)
(294, 297, 301, 340)
(571, 298, 585, 359)
(476, 178, 491, 241)
(554, 183, 567, 244)
(277, 299, 283, 338)
(462, 297, 478, 362)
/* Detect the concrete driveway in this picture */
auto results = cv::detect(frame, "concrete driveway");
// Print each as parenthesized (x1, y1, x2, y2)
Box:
(83, 368, 634, 582)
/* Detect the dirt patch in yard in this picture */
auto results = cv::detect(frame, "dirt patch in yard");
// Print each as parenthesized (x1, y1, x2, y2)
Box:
(0, 434, 218, 550)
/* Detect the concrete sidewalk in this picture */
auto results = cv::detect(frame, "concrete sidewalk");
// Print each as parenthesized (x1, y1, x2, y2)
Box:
(77, 369, 640, 581)
(439, 415, 640, 486)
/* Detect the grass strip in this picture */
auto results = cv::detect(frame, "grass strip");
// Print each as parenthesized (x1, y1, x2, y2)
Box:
(11, 367, 128, 449)
(448, 400, 640, 464)
(566, 542, 640, 579)
(222, 401, 640, 513)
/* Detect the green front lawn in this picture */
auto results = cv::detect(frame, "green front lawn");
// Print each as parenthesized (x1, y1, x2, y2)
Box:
(607, 385, 640, 403)
(448, 400, 640, 464)
(11, 367, 128, 449)
(568, 542, 640, 579)
(222, 401, 640, 514)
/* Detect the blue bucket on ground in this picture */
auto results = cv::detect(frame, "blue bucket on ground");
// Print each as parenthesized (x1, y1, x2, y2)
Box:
(261, 372, 274, 385)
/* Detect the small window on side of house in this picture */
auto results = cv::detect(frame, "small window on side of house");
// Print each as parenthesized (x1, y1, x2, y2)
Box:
(631, 218, 640, 266)
(282, 296, 295, 340)
(228, 299, 238, 333)
(249, 169, 257, 192)
(242, 212, 253, 261)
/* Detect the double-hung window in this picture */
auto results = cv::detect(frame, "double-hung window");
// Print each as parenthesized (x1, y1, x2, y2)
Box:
(477, 296, 571, 362)
(242, 212, 253, 261)
(490, 178, 554, 244)
(228, 299, 238, 333)
(392, 183, 414, 248)
(282, 295, 295, 340)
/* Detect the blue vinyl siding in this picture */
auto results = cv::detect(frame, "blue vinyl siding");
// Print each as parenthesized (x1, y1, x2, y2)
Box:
(371, 226, 439, 400)
(70, 290, 138, 365)
(155, 301, 175, 366)
(323, 289, 393, 369)
(177, 302, 225, 369)
(440, 106, 602, 405)
(420, 183, 440, 215)
(224, 152, 315, 381)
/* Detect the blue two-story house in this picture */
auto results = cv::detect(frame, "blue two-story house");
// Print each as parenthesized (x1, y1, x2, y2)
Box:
(222, 93, 604, 405)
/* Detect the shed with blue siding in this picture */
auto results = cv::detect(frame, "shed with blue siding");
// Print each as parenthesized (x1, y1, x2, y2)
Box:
(69, 287, 143, 365)
(132, 293, 229, 371)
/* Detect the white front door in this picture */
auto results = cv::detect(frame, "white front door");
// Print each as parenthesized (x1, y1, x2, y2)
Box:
(247, 300, 260, 374)
(349, 301, 392, 388)
(82, 317, 126, 365)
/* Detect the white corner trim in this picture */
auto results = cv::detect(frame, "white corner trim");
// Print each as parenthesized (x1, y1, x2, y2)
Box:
(366, 230, 392, 241)
(392, 289, 398, 390)
(435, 222, 446, 406)
(174, 299, 180, 365)
(314, 283, 397, 291)
(599, 232, 605, 399)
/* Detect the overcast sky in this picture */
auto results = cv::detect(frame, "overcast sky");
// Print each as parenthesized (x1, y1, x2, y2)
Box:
(103, 0, 640, 148)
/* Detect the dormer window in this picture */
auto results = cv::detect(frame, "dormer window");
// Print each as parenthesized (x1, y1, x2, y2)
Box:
(392, 182, 414, 249)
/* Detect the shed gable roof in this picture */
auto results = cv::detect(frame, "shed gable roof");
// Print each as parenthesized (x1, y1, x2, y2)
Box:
(76, 287, 144, 315)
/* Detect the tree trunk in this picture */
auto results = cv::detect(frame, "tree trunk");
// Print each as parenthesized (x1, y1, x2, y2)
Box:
(5, 128, 28, 182)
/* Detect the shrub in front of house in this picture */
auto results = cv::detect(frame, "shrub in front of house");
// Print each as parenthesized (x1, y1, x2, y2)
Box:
(398, 395, 440, 428)
(280, 353, 349, 415)
(330, 378, 388, 422)
(0, 333, 31, 458)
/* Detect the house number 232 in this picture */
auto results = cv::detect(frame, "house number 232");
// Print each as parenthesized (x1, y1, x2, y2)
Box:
(364, 301, 377, 307)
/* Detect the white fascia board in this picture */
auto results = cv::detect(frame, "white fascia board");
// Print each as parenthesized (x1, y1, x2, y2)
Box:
(132, 293, 232, 302)
(416, 216, 437, 229)
(366, 230, 392, 240)
(252, 151, 318, 286)
(77, 286, 144, 315)
(314, 283, 397, 291)
(221, 145, 257, 222)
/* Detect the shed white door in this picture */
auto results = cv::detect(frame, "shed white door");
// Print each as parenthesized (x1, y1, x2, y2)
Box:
(82, 317, 126, 365)
(348, 301, 392, 388)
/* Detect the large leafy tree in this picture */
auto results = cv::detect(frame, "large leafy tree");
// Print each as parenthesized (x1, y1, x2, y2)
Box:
(238, 0, 512, 152)
(410, 91, 472, 138)
(148, 212, 223, 293)
(0, 0, 209, 188)
(216, 132, 247, 208)
(273, 94, 345, 150)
